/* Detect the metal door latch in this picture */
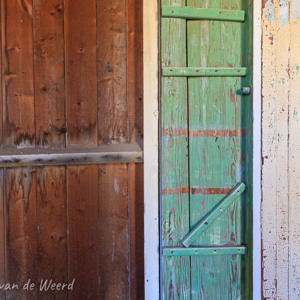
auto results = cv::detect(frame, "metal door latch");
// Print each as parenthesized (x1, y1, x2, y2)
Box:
(240, 86, 252, 95)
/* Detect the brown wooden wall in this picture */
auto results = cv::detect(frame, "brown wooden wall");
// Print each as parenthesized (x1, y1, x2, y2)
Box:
(0, 0, 143, 299)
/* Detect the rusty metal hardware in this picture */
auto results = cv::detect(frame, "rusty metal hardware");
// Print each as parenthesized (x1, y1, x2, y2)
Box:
(240, 86, 252, 95)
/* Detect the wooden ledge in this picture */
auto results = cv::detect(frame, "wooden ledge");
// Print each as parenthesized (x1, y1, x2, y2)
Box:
(0, 142, 143, 168)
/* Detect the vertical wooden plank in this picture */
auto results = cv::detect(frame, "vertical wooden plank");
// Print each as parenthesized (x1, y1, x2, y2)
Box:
(33, 0, 65, 148)
(161, 0, 190, 298)
(36, 167, 67, 299)
(129, 163, 144, 299)
(65, 0, 97, 148)
(289, 5, 300, 299)
(97, 0, 128, 145)
(67, 165, 99, 299)
(128, 0, 143, 144)
(0, 170, 4, 299)
(2, 0, 35, 147)
(261, 1, 290, 298)
(187, 0, 244, 298)
(65, 2, 99, 298)
(0, 2, 2, 147)
(5, 168, 37, 299)
(98, 164, 129, 299)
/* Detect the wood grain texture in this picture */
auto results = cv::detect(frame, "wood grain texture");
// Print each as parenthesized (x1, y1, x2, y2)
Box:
(99, 164, 129, 299)
(0, 142, 143, 168)
(2, 0, 35, 147)
(65, 0, 97, 148)
(261, 0, 300, 298)
(289, 6, 300, 298)
(129, 163, 144, 300)
(5, 168, 37, 299)
(161, 0, 190, 298)
(33, 0, 65, 148)
(0, 170, 4, 299)
(0, 5, 2, 146)
(67, 165, 99, 299)
(128, 0, 143, 144)
(162, 6, 245, 21)
(187, 0, 245, 297)
(36, 167, 67, 299)
(97, 0, 128, 145)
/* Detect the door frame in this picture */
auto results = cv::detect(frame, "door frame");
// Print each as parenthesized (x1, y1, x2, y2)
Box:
(143, 0, 262, 298)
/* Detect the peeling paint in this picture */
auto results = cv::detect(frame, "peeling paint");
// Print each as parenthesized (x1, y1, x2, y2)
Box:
(265, 0, 276, 23)
(277, 0, 290, 26)
(262, 0, 300, 298)
(292, 0, 300, 19)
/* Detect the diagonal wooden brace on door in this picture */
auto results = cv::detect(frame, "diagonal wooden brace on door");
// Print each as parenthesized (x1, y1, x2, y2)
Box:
(181, 182, 246, 248)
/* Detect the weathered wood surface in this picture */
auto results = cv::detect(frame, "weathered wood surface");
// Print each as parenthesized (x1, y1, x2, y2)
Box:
(0, 171, 4, 299)
(182, 183, 246, 248)
(2, 0, 35, 147)
(67, 165, 99, 299)
(33, 0, 65, 148)
(99, 164, 129, 299)
(36, 166, 67, 300)
(162, 6, 245, 21)
(161, 0, 190, 299)
(65, 0, 97, 148)
(5, 168, 37, 299)
(161, 0, 253, 298)
(0, 142, 143, 167)
(128, 0, 144, 144)
(97, 0, 128, 145)
(163, 246, 247, 256)
(129, 163, 144, 299)
(0, 1, 144, 299)
(262, 0, 300, 298)
(187, 0, 246, 298)
(162, 67, 247, 77)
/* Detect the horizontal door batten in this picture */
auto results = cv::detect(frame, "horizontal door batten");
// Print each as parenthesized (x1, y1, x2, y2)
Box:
(162, 6, 245, 22)
(162, 129, 246, 137)
(0, 142, 143, 167)
(163, 246, 247, 256)
(162, 187, 238, 195)
(162, 67, 247, 77)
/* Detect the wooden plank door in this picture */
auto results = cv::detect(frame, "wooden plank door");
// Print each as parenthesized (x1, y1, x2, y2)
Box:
(0, 1, 144, 299)
(160, 0, 253, 299)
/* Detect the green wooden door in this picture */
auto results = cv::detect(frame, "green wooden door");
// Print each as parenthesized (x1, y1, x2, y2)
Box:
(160, 0, 253, 299)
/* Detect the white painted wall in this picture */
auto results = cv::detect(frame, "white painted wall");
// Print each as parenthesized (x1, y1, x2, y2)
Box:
(253, 0, 262, 298)
(261, 0, 300, 299)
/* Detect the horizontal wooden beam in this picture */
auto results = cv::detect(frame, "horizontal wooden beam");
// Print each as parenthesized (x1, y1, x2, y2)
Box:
(163, 246, 247, 256)
(162, 6, 245, 22)
(0, 142, 143, 167)
(162, 128, 247, 137)
(162, 67, 247, 77)
(182, 182, 246, 248)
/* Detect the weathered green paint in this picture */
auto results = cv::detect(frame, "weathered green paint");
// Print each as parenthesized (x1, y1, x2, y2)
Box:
(161, 0, 190, 299)
(187, 0, 245, 297)
(163, 246, 247, 256)
(162, 6, 245, 21)
(162, 67, 247, 77)
(182, 183, 246, 248)
(160, 0, 253, 298)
